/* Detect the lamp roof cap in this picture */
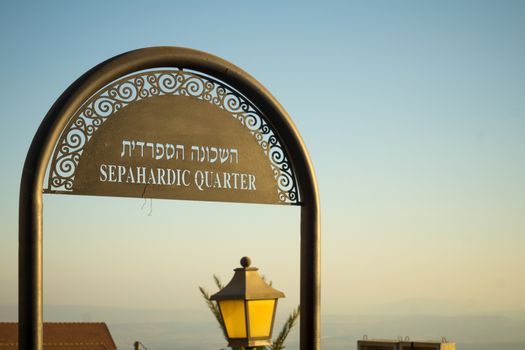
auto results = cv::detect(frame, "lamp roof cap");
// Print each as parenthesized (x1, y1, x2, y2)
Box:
(210, 257, 285, 301)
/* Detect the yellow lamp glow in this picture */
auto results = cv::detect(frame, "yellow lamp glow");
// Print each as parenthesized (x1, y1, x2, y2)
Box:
(211, 257, 285, 348)
(219, 299, 247, 338)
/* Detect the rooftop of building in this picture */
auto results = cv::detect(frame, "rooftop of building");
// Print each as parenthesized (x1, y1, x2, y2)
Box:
(0, 322, 117, 350)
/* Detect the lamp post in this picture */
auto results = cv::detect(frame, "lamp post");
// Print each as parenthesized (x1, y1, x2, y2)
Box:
(211, 257, 285, 348)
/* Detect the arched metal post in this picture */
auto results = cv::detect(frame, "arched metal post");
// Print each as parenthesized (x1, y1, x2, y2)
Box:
(19, 47, 320, 350)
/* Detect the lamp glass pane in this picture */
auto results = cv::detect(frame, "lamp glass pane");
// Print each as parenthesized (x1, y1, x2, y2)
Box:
(247, 299, 275, 337)
(219, 300, 247, 338)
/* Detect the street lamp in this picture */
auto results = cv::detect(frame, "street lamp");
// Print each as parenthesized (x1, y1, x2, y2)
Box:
(211, 256, 285, 348)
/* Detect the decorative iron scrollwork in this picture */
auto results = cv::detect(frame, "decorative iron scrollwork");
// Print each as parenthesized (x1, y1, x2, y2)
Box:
(47, 69, 299, 204)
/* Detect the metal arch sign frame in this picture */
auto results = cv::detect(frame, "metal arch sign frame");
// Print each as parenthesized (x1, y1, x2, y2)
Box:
(19, 47, 320, 350)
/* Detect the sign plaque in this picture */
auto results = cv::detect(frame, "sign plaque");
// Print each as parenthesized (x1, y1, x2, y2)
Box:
(45, 70, 299, 205)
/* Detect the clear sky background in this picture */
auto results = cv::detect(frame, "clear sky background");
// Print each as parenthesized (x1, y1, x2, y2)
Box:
(1, 0, 524, 324)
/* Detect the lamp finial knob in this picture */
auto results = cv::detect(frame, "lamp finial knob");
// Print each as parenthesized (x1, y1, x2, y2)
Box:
(240, 256, 251, 268)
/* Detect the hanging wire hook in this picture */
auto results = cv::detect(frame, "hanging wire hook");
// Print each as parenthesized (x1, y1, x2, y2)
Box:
(140, 198, 153, 216)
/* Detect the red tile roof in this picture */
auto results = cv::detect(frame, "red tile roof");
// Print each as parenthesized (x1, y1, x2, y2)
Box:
(0, 323, 116, 350)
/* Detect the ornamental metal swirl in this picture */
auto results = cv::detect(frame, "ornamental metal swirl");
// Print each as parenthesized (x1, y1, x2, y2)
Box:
(46, 69, 299, 204)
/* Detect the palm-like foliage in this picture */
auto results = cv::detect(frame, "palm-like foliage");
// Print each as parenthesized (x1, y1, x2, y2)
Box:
(270, 306, 300, 350)
(199, 275, 300, 350)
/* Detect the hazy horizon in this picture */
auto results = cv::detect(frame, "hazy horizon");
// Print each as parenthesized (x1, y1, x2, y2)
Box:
(1, 1, 524, 349)
(2, 303, 525, 350)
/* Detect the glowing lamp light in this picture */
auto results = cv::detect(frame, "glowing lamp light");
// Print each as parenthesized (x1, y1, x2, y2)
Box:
(210, 256, 285, 348)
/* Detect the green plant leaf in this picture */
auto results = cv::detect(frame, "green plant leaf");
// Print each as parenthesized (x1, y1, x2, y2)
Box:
(198, 286, 228, 340)
(213, 274, 224, 289)
(270, 305, 300, 350)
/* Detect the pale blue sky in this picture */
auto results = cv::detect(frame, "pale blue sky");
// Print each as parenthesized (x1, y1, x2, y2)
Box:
(1, 0, 524, 320)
